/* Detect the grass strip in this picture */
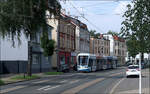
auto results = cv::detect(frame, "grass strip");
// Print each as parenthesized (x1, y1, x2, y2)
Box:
(11, 75, 39, 80)
(44, 72, 63, 75)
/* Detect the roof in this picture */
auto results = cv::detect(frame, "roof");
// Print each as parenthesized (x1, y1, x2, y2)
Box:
(61, 13, 88, 30)
(113, 35, 125, 42)
(60, 13, 76, 27)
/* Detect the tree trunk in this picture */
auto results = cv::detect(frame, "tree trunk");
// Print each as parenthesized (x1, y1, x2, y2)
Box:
(27, 41, 32, 76)
(141, 53, 144, 63)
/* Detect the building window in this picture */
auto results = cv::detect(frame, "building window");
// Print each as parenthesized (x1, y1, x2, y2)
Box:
(71, 57, 75, 64)
(115, 49, 116, 55)
(32, 54, 40, 64)
(47, 26, 52, 40)
(60, 55, 65, 65)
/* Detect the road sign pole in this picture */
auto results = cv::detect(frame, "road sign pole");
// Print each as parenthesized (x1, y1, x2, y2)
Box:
(139, 53, 142, 94)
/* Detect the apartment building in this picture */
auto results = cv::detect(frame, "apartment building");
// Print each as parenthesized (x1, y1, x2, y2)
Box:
(90, 34, 110, 57)
(103, 34, 127, 65)
(0, 25, 53, 74)
(71, 18, 90, 54)
(48, 13, 76, 71)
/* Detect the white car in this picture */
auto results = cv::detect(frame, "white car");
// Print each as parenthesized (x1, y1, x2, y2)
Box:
(126, 65, 140, 77)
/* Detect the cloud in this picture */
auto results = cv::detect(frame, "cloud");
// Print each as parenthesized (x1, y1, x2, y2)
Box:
(60, 1, 132, 33)
(114, 1, 132, 15)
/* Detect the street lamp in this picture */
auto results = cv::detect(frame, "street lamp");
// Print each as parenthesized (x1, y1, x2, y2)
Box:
(139, 53, 142, 94)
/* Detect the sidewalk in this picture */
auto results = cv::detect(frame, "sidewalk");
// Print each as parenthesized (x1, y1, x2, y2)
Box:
(0, 73, 44, 85)
(0, 70, 77, 85)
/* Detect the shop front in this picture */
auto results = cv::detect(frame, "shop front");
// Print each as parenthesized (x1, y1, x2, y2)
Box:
(59, 51, 71, 71)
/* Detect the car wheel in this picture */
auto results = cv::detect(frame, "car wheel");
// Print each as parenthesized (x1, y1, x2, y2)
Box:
(126, 76, 128, 78)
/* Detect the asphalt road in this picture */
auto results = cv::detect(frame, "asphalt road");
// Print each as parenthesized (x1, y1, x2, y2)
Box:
(0, 67, 149, 94)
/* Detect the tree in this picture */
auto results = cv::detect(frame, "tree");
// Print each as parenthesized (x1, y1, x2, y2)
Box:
(120, 0, 150, 62)
(89, 30, 100, 38)
(107, 30, 119, 36)
(126, 35, 139, 59)
(0, 0, 61, 76)
(41, 32, 55, 56)
(89, 30, 96, 37)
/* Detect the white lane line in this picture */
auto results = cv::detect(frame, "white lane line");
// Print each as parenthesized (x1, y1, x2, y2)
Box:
(43, 85, 61, 91)
(109, 78, 125, 94)
(64, 74, 75, 76)
(33, 80, 49, 84)
(69, 80, 80, 84)
(60, 80, 68, 83)
(62, 72, 124, 94)
(0, 86, 26, 94)
(37, 85, 51, 90)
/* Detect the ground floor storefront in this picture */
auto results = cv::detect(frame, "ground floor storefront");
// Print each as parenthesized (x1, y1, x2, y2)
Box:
(58, 51, 76, 71)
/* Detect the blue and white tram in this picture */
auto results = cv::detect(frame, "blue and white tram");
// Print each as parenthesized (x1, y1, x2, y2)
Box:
(104, 56, 118, 69)
(77, 53, 97, 72)
(112, 56, 118, 69)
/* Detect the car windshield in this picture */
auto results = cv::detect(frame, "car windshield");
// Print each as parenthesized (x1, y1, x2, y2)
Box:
(128, 66, 139, 69)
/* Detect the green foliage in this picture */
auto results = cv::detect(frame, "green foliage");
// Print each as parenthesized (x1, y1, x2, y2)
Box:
(11, 75, 39, 80)
(107, 30, 119, 36)
(121, 0, 150, 55)
(0, 80, 4, 85)
(89, 30, 96, 37)
(44, 72, 63, 75)
(126, 35, 139, 58)
(89, 30, 100, 38)
(40, 32, 55, 56)
(0, 0, 61, 45)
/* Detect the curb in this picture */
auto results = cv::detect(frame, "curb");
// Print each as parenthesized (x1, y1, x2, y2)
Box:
(0, 73, 74, 86)
(0, 71, 78, 86)
(0, 77, 41, 86)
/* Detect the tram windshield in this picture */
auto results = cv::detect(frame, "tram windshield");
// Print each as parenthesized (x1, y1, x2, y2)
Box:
(78, 56, 88, 66)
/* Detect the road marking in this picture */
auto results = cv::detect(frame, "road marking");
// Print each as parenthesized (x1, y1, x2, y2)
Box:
(43, 85, 61, 91)
(61, 72, 124, 94)
(0, 86, 26, 94)
(60, 80, 68, 83)
(33, 80, 49, 84)
(109, 78, 125, 94)
(69, 80, 80, 84)
(62, 78, 104, 94)
(37, 85, 51, 90)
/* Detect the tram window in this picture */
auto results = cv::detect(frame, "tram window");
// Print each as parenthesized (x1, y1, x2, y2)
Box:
(89, 59, 93, 66)
(79, 56, 88, 66)
(93, 59, 96, 66)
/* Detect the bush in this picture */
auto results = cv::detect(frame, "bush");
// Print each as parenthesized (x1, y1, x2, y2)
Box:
(0, 80, 4, 85)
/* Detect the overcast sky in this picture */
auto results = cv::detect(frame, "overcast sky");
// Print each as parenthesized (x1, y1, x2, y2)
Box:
(60, 0, 132, 33)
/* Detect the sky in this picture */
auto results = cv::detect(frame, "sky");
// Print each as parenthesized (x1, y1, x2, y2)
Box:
(60, 0, 132, 33)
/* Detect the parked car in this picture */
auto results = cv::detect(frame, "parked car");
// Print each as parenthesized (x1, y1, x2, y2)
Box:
(126, 65, 140, 78)
(60, 64, 70, 72)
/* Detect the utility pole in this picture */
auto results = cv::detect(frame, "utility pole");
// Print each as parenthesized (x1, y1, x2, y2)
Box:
(57, 17, 60, 72)
(139, 53, 142, 94)
(27, 36, 32, 76)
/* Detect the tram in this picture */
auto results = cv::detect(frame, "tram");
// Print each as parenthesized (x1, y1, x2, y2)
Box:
(77, 53, 118, 72)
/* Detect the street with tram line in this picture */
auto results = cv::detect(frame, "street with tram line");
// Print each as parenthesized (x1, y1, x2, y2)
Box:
(0, 67, 149, 94)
